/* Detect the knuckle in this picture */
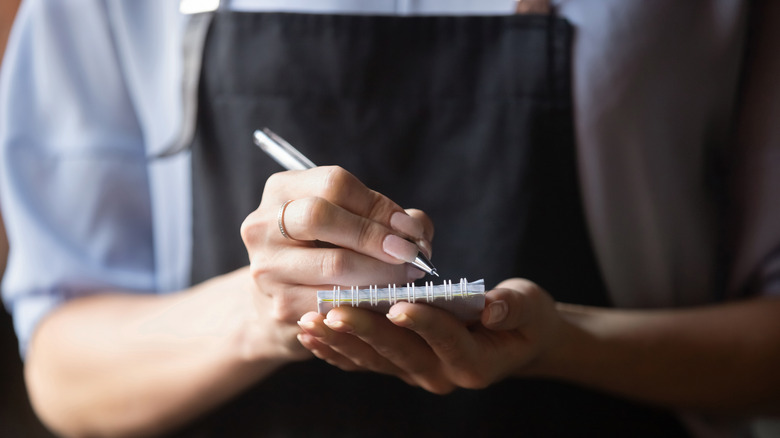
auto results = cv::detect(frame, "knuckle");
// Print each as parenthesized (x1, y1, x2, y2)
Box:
(271, 294, 298, 324)
(264, 171, 286, 192)
(320, 250, 348, 281)
(319, 166, 353, 201)
(301, 197, 331, 229)
(373, 344, 407, 364)
(239, 220, 253, 245)
(248, 251, 279, 289)
(366, 192, 389, 222)
(240, 212, 263, 246)
(513, 278, 542, 295)
(355, 218, 376, 250)
(429, 334, 461, 356)
(301, 198, 326, 227)
(248, 257, 271, 283)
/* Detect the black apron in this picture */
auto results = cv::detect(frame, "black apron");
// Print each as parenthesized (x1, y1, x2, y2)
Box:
(177, 10, 689, 437)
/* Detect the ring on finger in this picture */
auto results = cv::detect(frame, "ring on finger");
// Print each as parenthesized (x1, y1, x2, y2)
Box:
(278, 199, 295, 240)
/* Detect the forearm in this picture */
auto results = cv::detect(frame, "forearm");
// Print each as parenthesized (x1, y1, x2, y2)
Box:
(25, 267, 300, 438)
(536, 297, 780, 415)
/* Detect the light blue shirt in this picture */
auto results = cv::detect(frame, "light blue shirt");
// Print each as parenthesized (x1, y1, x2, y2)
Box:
(0, 0, 517, 355)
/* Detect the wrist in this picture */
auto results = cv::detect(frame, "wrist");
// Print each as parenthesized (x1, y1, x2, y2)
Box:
(186, 268, 307, 373)
(517, 303, 598, 379)
(228, 288, 310, 368)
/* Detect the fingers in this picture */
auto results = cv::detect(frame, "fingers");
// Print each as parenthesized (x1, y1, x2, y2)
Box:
(325, 306, 456, 394)
(243, 166, 433, 270)
(404, 208, 434, 258)
(280, 198, 422, 264)
(385, 302, 478, 372)
(296, 311, 412, 380)
(252, 246, 425, 287)
(266, 166, 392, 220)
(294, 279, 558, 396)
(385, 297, 540, 390)
(263, 167, 427, 241)
(296, 312, 363, 372)
(481, 278, 550, 330)
(241, 166, 438, 347)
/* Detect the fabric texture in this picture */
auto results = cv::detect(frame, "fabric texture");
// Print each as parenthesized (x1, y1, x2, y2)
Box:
(1, 1, 777, 436)
(178, 9, 691, 436)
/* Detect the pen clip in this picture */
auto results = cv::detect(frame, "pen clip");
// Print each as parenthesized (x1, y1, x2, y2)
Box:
(253, 128, 317, 170)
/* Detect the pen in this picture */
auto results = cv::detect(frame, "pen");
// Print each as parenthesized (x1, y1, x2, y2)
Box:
(254, 128, 439, 277)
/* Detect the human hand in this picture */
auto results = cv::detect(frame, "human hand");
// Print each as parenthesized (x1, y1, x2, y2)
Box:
(296, 278, 565, 393)
(241, 166, 434, 326)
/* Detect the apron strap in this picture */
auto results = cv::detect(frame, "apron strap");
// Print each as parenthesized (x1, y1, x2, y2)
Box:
(155, 3, 218, 158)
(158, 0, 553, 159)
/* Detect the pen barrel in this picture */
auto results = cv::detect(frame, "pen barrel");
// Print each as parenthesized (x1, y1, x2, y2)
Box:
(253, 128, 316, 170)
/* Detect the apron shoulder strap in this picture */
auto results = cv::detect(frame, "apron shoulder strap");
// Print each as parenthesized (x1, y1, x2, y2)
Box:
(155, 3, 217, 158)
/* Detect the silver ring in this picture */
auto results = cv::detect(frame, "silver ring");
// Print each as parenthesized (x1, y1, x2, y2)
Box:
(277, 200, 294, 240)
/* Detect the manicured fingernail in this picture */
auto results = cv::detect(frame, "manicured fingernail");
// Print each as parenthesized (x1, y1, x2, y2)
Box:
(323, 319, 353, 333)
(417, 239, 433, 259)
(486, 301, 508, 325)
(297, 320, 327, 338)
(386, 311, 414, 328)
(390, 212, 424, 240)
(406, 264, 426, 281)
(383, 234, 418, 263)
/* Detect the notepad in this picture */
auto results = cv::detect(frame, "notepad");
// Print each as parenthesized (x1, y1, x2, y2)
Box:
(317, 279, 485, 322)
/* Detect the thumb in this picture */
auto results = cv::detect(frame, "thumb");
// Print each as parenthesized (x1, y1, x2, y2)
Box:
(481, 278, 540, 330)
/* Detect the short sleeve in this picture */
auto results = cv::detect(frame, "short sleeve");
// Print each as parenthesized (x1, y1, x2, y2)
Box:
(0, 0, 156, 355)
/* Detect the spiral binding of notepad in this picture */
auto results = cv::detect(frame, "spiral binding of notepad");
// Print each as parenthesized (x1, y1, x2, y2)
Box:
(317, 279, 485, 322)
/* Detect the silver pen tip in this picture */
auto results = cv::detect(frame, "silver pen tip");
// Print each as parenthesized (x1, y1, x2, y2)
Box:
(431, 269, 439, 277)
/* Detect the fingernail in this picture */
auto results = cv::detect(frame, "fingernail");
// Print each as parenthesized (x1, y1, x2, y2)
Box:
(390, 212, 424, 240)
(323, 319, 354, 333)
(417, 239, 433, 259)
(296, 333, 313, 345)
(486, 301, 508, 325)
(386, 311, 414, 328)
(297, 320, 327, 338)
(406, 264, 426, 281)
(383, 234, 418, 263)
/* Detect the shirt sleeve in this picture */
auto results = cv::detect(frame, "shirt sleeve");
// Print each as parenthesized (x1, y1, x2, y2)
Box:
(0, 0, 156, 356)
(728, 1, 780, 299)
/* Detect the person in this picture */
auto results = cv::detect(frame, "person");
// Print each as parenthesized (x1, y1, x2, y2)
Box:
(1, 0, 779, 437)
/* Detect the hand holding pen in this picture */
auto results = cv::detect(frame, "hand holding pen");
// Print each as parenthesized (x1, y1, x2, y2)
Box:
(253, 128, 437, 277)
(240, 128, 436, 323)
